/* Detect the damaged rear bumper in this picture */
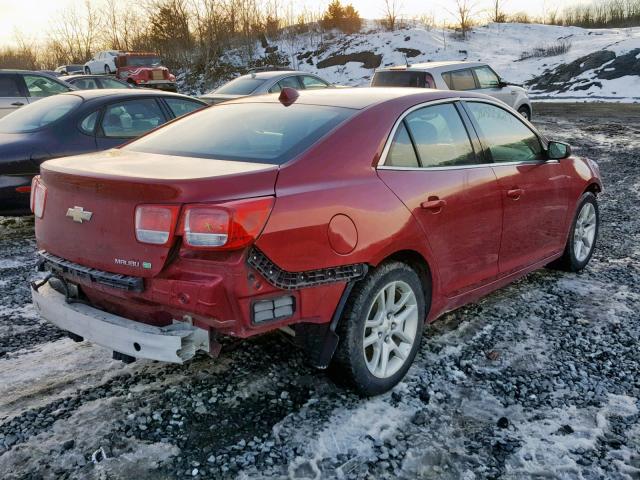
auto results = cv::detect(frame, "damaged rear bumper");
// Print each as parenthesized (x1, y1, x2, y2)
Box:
(31, 283, 210, 363)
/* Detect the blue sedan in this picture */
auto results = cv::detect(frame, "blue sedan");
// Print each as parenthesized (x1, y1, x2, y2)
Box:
(0, 89, 206, 215)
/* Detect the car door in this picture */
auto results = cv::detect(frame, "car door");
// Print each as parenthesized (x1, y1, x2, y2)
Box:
(95, 97, 169, 149)
(472, 66, 514, 107)
(0, 74, 28, 119)
(463, 100, 570, 274)
(377, 101, 503, 297)
(441, 68, 477, 92)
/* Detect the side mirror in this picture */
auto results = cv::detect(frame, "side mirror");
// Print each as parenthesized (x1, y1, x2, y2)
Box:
(498, 79, 508, 88)
(547, 141, 571, 160)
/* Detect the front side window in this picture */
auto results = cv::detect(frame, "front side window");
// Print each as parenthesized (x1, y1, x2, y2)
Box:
(465, 102, 543, 162)
(404, 103, 475, 167)
(474, 66, 500, 89)
(165, 98, 203, 118)
(126, 103, 354, 165)
(101, 99, 165, 138)
(300, 75, 329, 89)
(24, 75, 70, 97)
(442, 69, 476, 91)
(0, 76, 21, 97)
(0, 94, 82, 133)
(386, 122, 419, 167)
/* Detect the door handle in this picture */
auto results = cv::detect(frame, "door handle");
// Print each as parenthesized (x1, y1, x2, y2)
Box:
(421, 197, 447, 211)
(11, 102, 24, 106)
(507, 188, 524, 199)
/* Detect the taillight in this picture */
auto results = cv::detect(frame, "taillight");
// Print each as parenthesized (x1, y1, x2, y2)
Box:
(30, 176, 47, 219)
(181, 197, 274, 250)
(135, 205, 180, 245)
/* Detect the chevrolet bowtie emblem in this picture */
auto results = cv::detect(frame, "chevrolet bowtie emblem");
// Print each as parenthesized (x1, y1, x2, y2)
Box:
(66, 206, 93, 223)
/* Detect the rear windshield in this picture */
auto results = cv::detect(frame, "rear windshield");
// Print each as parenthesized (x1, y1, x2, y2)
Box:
(372, 71, 434, 88)
(0, 94, 82, 133)
(213, 78, 266, 95)
(126, 103, 354, 165)
(123, 56, 162, 67)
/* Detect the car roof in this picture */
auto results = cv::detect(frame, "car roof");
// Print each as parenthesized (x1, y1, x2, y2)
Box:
(0, 69, 62, 77)
(57, 89, 206, 103)
(241, 70, 303, 80)
(228, 87, 488, 110)
(377, 61, 486, 72)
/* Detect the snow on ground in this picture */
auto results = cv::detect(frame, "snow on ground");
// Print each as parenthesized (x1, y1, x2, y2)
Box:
(190, 22, 640, 102)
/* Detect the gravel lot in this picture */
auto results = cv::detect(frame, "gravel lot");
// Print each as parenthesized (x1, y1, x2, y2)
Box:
(0, 103, 639, 480)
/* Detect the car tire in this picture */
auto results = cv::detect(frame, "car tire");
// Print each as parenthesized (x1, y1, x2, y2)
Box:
(330, 261, 426, 396)
(105, 65, 111, 74)
(554, 192, 599, 272)
(518, 105, 531, 121)
(85, 67, 91, 75)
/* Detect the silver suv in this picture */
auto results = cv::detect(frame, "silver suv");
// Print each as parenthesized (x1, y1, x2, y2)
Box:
(372, 61, 532, 120)
(200, 70, 334, 105)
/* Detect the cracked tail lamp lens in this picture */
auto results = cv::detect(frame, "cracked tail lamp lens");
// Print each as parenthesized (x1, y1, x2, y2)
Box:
(184, 208, 229, 247)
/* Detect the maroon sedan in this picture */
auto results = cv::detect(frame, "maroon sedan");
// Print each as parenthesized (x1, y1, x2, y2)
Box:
(30, 87, 601, 395)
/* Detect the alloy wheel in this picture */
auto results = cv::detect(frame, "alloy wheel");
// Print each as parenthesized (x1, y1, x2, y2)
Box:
(362, 280, 419, 379)
(573, 202, 597, 262)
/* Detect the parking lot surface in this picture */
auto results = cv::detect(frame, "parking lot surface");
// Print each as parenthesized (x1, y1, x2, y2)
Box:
(0, 104, 639, 479)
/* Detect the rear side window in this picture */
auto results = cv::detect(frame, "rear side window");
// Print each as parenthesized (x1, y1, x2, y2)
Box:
(404, 103, 475, 168)
(465, 102, 543, 162)
(71, 78, 100, 90)
(23, 75, 70, 97)
(442, 69, 476, 91)
(372, 71, 435, 88)
(300, 76, 329, 89)
(269, 76, 302, 93)
(80, 111, 99, 134)
(101, 99, 165, 138)
(387, 122, 419, 167)
(126, 103, 354, 165)
(214, 78, 266, 95)
(165, 98, 203, 118)
(0, 76, 21, 97)
(99, 78, 129, 89)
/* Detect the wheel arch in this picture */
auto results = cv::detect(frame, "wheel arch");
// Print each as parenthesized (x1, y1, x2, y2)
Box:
(584, 181, 601, 195)
(375, 249, 433, 316)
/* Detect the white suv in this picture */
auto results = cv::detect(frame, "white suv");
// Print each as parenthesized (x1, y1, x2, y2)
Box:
(372, 61, 532, 120)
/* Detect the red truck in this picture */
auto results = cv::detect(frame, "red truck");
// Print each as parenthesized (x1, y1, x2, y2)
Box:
(116, 52, 177, 92)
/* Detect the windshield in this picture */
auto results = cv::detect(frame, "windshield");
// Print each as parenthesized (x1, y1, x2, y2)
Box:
(126, 103, 354, 165)
(213, 78, 266, 96)
(124, 56, 162, 67)
(372, 71, 434, 88)
(0, 95, 82, 133)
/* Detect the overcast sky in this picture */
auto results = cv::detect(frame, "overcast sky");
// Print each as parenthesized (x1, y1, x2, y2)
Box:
(0, 0, 591, 47)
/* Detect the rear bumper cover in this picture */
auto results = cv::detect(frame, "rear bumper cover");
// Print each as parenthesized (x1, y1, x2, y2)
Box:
(31, 283, 210, 363)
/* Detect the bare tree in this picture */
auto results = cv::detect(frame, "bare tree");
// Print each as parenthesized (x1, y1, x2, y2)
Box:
(450, 0, 476, 39)
(47, 0, 103, 64)
(490, 0, 507, 22)
(381, 0, 402, 31)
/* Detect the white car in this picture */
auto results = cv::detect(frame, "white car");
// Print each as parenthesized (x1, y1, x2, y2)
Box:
(372, 61, 532, 120)
(83, 51, 120, 75)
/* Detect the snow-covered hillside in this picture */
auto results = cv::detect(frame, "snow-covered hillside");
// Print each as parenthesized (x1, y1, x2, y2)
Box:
(188, 23, 640, 102)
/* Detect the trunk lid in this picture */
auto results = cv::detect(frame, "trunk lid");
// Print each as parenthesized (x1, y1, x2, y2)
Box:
(36, 149, 278, 278)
